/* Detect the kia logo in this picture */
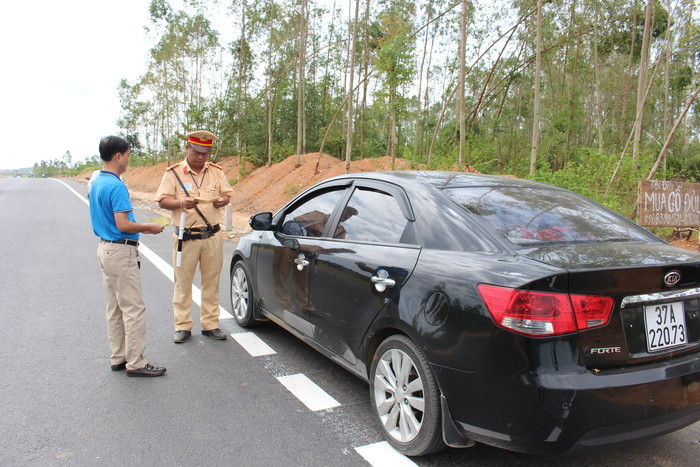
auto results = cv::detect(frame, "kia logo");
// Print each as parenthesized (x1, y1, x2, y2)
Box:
(664, 270, 681, 287)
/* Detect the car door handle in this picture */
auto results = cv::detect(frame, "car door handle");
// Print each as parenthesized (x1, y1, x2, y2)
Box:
(294, 254, 310, 271)
(371, 269, 396, 293)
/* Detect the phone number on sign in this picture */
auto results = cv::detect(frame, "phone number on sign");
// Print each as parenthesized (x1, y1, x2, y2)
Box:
(641, 212, 700, 227)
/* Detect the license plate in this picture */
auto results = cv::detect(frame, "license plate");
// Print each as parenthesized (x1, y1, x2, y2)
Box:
(644, 301, 688, 352)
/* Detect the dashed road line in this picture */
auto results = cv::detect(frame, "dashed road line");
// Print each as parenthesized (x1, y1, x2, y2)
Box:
(61, 181, 410, 465)
(355, 442, 418, 467)
(231, 331, 277, 356)
(277, 373, 342, 411)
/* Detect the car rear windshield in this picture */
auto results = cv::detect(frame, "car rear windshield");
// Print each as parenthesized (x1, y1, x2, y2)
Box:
(444, 186, 657, 246)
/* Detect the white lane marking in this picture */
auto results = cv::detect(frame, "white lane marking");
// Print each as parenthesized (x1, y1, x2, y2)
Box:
(62, 179, 394, 461)
(232, 332, 277, 356)
(56, 179, 89, 206)
(61, 179, 233, 319)
(277, 374, 341, 411)
(355, 442, 418, 467)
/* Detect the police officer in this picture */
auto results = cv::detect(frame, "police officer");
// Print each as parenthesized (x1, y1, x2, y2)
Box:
(155, 130, 234, 343)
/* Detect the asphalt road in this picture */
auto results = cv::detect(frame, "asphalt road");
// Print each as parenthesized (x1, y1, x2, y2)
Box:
(1, 177, 698, 466)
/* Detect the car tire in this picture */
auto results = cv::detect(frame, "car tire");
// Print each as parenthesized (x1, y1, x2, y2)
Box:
(230, 261, 259, 327)
(369, 335, 445, 456)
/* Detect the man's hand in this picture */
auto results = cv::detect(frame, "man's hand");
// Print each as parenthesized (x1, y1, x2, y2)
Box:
(143, 223, 165, 235)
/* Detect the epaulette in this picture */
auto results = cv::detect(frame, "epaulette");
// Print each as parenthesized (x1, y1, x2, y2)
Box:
(166, 163, 179, 171)
(209, 162, 223, 170)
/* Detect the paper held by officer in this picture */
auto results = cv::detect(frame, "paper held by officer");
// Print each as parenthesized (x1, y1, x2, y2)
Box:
(194, 196, 219, 204)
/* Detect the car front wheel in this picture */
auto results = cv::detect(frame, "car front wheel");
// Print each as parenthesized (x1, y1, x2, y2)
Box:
(369, 335, 445, 456)
(230, 261, 258, 327)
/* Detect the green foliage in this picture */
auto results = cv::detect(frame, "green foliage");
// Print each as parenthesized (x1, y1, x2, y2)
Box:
(271, 142, 297, 164)
(107, 0, 698, 230)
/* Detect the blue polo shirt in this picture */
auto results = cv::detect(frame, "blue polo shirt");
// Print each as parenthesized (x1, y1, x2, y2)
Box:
(89, 171, 139, 242)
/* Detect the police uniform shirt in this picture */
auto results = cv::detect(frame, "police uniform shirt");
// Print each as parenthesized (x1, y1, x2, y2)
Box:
(155, 159, 234, 228)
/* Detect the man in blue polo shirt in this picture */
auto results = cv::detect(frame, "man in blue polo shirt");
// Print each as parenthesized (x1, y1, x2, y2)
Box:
(90, 135, 166, 377)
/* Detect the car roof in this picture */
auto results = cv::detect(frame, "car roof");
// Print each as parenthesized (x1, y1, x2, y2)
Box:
(331, 171, 561, 191)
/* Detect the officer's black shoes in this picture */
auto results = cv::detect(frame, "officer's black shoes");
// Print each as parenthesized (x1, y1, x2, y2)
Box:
(173, 330, 191, 343)
(110, 362, 127, 371)
(175, 328, 226, 341)
(202, 328, 227, 340)
(126, 363, 166, 377)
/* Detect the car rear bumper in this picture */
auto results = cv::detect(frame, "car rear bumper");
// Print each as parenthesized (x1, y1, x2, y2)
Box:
(434, 349, 700, 455)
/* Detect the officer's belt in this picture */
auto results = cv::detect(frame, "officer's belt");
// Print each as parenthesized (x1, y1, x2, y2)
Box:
(176, 224, 220, 241)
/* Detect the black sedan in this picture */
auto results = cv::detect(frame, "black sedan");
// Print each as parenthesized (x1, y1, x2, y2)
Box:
(229, 171, 700, 456)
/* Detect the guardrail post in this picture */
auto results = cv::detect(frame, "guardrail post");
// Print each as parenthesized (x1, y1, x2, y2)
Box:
(225, 204, 232, 232)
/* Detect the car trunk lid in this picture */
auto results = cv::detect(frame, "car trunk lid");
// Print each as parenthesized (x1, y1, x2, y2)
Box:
(520, 242, 700, 369)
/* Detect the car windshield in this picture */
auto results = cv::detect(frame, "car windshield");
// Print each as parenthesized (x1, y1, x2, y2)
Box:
(444, 186, 656, 246)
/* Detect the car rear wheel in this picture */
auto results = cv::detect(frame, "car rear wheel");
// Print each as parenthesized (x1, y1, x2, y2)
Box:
(369, 335, 445, 456)
(230, 261, 258, 327)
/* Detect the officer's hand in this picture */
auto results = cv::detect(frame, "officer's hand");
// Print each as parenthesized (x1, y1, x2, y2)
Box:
(182, 197, 198, 210)
(213, 195, 230, 209)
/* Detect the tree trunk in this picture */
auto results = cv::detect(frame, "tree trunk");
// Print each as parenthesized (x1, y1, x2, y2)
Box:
(360, 0, 370, 159)
(632, 0, 654, 162)
(593, 2, 603, 153)
(237, 0, 248, 166)
(345, 0, 360, 173)
(415, 0, 433, 157)
(662, 0, 674, 174)
(296, 0, 307, 166)
(620, 14, 638, 148)
(266, 0, 275, 167)
(458, 0, 467, 167)
(565, 18, 583, 165)
(530, 0, 542, 176)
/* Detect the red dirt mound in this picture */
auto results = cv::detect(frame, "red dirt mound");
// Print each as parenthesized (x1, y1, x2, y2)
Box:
(79, 153, 434, 240)
(76, 154, 698, 251)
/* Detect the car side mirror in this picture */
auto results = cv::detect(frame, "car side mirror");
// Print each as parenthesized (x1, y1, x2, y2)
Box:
(249, 212, 273, 231)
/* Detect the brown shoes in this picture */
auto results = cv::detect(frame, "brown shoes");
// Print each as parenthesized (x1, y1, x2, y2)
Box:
(126, 363, 166, 377)
(202, 328, 227, 340)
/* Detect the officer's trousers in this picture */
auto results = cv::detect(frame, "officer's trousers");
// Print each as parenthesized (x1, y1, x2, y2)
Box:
(171, 233, 223, 332)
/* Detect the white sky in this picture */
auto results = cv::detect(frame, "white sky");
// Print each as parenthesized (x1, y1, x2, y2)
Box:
(0, 1, 153, 170)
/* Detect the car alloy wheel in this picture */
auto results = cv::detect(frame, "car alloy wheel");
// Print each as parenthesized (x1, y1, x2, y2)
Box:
(230, 261, 258, 327)
(370, 335, 445, 456)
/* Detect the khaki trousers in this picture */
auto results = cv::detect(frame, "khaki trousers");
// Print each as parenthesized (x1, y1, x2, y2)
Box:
(172, 233, 223, 332)
(97, 242, 147, 370)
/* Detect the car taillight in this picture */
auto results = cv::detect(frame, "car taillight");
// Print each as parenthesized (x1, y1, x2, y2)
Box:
(477, 284, 614, 337)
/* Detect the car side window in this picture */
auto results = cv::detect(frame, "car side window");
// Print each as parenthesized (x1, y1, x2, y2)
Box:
(281, 189, 345, 237)
(335, 187, 409, 244)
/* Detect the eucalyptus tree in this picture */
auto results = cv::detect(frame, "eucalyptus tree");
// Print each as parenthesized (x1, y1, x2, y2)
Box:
(220, 0, 268, 162)
(458, 0, 468, 167)
(136, 0, 220, 163)
(414, 0, 434, 157)
(373, 0, 416, 164)
(632, 0, 654, 162)
(117, 79, 153, 164)
(296, 0, 308, 165)
(529, 0, 542, 175)
(345, 0, 361, 172)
